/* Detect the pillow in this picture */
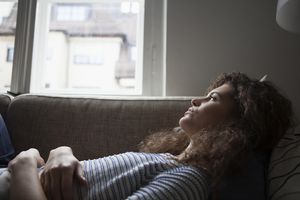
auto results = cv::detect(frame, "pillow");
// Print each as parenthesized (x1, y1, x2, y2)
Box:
(268, 132, 300, 200)
(0, 114, 14, 167)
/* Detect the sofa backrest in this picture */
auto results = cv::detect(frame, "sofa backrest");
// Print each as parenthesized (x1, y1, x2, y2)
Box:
(5, 95, 191, 160)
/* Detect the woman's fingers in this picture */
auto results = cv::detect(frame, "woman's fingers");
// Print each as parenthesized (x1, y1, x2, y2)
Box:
(37, 157, 45, 167)
(41, 165, 76, 200)
(75, 163, 87, 186)
(61, 167, 74, 200)
(8, 148, 45, 172)
(40, 147, 82, 199)
(27, 148, 45, 167)
(51, 168, 62, 200)
(43, 171, 52, 200)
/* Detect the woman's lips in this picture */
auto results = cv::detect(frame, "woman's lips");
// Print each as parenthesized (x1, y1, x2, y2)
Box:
(184, 109, 193, 115)
(184, 111, 192, 115)
(184, 107, 195, 115)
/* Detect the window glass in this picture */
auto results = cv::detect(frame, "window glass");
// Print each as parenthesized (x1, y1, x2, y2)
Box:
(32, 0, 144, 95)
(0, 1, 17, 92)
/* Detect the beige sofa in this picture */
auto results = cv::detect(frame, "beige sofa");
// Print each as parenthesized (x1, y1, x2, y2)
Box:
(0, 93, 275, 199)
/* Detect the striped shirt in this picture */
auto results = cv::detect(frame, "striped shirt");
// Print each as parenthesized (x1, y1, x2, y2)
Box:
(77, 152, 210, 200)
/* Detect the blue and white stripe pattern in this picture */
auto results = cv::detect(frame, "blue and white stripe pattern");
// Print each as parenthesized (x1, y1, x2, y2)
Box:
(78, 152, 210, 200)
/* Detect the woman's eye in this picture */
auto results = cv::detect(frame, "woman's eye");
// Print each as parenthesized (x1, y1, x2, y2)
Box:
(210, 96, 216, 101)
(209, 93, 219, 101)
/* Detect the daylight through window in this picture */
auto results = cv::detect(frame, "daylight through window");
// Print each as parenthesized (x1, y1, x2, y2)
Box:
(31, 0, 144, 95)
(0, 1, 17, 92)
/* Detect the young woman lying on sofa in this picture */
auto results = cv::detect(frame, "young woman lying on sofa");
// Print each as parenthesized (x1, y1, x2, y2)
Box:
(2, 72, 296, 200)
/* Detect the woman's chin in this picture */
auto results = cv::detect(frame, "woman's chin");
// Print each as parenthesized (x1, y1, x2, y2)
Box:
(178, 116, 185, 126)
(179, 117, 189, 132)
(179, 113, 192, 123)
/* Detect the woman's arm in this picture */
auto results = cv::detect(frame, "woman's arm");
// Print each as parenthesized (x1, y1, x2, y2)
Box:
(40, 146, 87, 200)
(8, 148, 46, 200)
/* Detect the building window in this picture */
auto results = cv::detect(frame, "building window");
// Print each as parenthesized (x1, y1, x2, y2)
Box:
(131, 46, 137, 61)
(121, 1, 140, 14)
(56, 4, 90, 21)
(6, 47, 14, 62)
(73, 55, 103, 65)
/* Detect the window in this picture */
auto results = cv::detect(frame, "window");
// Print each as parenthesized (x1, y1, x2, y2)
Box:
(0, 1, 17, 92)
(6, 47, 14, 62)
(131, 46, 137, 61)
(121, 1, 140, 14)
(73, 55, 103, 65)
(31, 0, 145, 94)
(56, 4, 90, 21)
(9, 0, 165, 96)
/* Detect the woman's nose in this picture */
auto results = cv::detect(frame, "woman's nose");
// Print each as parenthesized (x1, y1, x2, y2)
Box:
(191, 97, 205, 106)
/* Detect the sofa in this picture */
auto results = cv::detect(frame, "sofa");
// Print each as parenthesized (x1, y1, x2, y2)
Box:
(0, 93, 298, 200)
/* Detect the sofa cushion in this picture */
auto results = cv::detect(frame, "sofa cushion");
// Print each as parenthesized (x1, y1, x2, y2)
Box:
(268, 132, 300, 200)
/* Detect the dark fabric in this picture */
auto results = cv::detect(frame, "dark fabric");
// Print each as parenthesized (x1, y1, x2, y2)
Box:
(0, 114, 15, 167)
(0, 94, 12, 121)
(211, 153, 268, 200)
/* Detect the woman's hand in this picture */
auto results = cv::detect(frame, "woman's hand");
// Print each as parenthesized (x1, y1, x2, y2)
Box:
(8, 148, 45, 172)
(40, 146, 87, 200)
(8, 149, 47, 200)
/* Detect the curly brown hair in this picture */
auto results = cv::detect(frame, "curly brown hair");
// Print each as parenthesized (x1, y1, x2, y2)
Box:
(138, 72, 296, 182)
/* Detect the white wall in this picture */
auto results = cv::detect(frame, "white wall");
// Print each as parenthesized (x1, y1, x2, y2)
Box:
(45, 32, 68, 89)
(165, 0, 300, 131)
(68, 37, 122, 90)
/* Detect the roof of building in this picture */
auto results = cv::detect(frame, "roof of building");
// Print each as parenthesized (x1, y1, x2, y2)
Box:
(0, 2, 138, 45)
(0, 3, 17, 35)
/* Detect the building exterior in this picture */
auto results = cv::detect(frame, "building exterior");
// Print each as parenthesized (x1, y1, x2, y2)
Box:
(0, 2, 17, 92)
(0, 2, 138, 93)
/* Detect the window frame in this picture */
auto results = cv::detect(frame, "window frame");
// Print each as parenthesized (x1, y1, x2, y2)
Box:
(10, 0, 36, 94)
(10, 0, 166, 96)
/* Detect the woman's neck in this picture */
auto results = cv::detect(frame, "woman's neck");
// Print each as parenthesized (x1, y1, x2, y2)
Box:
(176, 139, 194, 161)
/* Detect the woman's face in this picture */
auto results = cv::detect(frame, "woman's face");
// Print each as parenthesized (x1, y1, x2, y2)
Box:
(179, 83, 235, 135)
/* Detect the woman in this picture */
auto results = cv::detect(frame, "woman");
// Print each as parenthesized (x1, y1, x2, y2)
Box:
(6, 72, 296, 200)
